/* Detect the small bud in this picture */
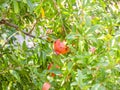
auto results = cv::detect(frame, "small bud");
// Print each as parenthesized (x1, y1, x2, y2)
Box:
(90, 47, 96, 53)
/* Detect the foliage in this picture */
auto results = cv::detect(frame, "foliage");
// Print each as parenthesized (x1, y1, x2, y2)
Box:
(0, 0, 120, 90)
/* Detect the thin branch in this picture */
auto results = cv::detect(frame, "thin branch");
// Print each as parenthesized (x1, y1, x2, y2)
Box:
(0, 19, 48, 49)
(28, 16, 41, 34)
(0, 19, 45, 39)
(28, 20, 37, 34)
(0, 19, 49, 57)
(0, 19, 18, 29)
(28, 0, 44, 34)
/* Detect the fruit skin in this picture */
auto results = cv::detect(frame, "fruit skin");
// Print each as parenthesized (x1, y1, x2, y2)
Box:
(53, 39, 69, 55)
(42, 82, 51, 90)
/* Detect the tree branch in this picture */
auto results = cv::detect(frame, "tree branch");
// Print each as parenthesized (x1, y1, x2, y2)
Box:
(0, 19, 19, 29)
(0, 19, 45, 39)
(0, 19, 49, 57)
(28, 16, 41, 34)
(0, 19, 49, 49)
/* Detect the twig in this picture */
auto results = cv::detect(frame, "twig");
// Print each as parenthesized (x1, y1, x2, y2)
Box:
(28, 16, 41, 34)
(0, 19, 18, 29)
(0, 19, 49, 49)
(0, 19, 49, 57)
(0, 19, 45, 40)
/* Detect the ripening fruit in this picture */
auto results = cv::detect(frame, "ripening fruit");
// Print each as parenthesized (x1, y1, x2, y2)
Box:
(42, 82, 51, 90)
(53, 39, 69, 55)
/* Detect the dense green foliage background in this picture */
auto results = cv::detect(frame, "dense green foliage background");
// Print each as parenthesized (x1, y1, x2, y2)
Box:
(0, 0, 120, 90)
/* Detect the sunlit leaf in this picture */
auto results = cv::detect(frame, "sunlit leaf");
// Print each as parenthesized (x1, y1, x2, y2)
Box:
(13, 1, 19, 13)
(41, 7, 45, 18)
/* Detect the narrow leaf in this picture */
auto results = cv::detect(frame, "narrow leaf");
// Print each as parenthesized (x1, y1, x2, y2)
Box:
(41, 7, 45, 18)
(9, 70, 21, 82)
(13, 1, 19, 13)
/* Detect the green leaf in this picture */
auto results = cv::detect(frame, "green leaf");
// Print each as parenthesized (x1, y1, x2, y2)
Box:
(0, 0, 5, 4)
(22, 41, 27, 50)
(86, 24, 101, 34)
(85, 15, 91, 27)
(22, 0, 27, 3)
(71, 82, 77, 86)
(78, 40, 84, 52)
(13, 1, 19, 13)
(34, 5, 41, 17)
(82, 0, 90, 8)
(67, 61, 73, 72)
(91, 84, 106, 90)
(66, 33, 80, 40)
(76, 69, 86, 88)
(91, 84, 100, 90)
(49, 69, 62, 75)
(9, 70, 21, 83)
(26, 0, 33, 13)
